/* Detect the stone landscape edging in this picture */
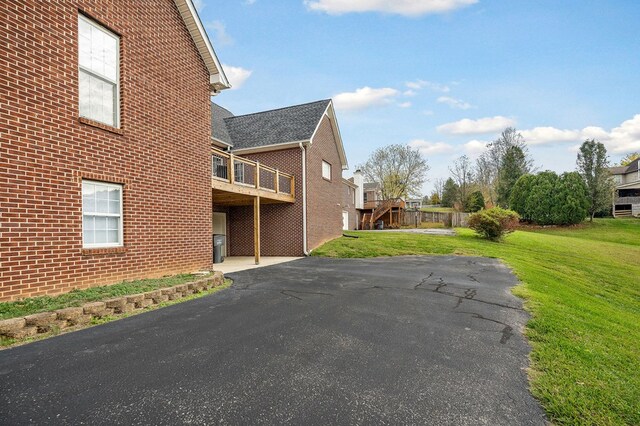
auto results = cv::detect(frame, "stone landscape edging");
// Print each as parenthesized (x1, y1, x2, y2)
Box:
(0, 271, 225, 340)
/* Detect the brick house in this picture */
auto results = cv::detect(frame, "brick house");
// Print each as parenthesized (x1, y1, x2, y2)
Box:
(0, 0, 230, 300)
(209, 100, 349, 259)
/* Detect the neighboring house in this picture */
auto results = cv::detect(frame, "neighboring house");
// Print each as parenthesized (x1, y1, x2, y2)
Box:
(209, 100, 349, 258)
(0, 0, 230, 301)
(353, 176, 406, 229)
(342, 179, 358, 230)
(610, 158, 640, 217)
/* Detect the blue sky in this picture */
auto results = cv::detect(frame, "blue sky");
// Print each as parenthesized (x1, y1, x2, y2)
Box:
(196, 0, 640, 195)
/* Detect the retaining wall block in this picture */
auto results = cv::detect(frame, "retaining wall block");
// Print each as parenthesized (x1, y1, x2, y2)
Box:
(104, 297, 127, 312)
(0, 318, 26, 335)
(126, 294, 145, 304)
(25, 312, 57, 328)
(144, 290, 161, 300)
(161, 287, 176, 295)
(8, 326, 38, 339)
(56, 307, 84, 321)
(83, 302, 106, 315)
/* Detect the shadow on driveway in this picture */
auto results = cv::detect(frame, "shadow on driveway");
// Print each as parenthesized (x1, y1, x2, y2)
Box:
(0, 256, 545, 425)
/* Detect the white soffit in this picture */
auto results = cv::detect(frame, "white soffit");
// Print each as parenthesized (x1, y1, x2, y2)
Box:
(174, 0, 231, 92)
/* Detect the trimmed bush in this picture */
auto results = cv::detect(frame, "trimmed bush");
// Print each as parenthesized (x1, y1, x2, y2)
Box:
(467, 207, 520, 241)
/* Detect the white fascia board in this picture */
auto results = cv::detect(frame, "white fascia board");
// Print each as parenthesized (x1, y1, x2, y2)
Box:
(174, 0, 231, 92)
(232, 140, 310, 155)
(310, 100, 349, 170)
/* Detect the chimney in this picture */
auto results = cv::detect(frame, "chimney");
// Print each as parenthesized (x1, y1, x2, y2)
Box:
(353, 169, 364, 209)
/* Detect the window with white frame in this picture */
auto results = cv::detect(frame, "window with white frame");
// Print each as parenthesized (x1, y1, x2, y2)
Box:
(82, 180, 123, 248)
(322, 160, 332, 180)
(78, 15, 120, 127)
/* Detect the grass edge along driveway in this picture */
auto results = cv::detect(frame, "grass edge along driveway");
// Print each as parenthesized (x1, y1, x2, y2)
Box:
(313, 219, 640, 426)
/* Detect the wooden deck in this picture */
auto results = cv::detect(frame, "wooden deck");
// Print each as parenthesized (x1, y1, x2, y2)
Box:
(211, 147, 295, 206)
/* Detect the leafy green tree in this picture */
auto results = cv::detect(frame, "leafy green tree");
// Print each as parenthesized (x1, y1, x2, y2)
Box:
(361, 144, 429, 199)
(509, 174, 534, 221)
(619, 152, 639, 166)
(429, 192, 441, 205)
(553, 172, 589, 225)
(466, 191, 485, 212)
(576, 139, 614, 221)
(441, 178, 458, 208)
(510, 171, 589, 225)
(497, 145, 528, 207)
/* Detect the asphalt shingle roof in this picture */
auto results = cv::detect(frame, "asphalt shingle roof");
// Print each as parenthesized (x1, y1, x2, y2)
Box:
(609, 158, 639, 175)
(211, 100, 331, 149)
(211, 103, 234, 145)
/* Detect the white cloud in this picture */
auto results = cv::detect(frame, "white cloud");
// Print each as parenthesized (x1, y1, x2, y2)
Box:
(437, 116, 516, 135)
(463, 140, 488, 157)
(333, 87, 399, 110)
(437, 96, 473, 110)
(304, 0, 478, 17)
(403, 89, 417, 97)
(398, 102, 412, 108)
(409, 140, 454, 156)
(520, 127, 580, 145)
(406, 79, 450, 93)
(518, 115, 640, 153)
(422, 110, 434, 116)
(222, 64, 252, 90)
(206, 20, 233, 46)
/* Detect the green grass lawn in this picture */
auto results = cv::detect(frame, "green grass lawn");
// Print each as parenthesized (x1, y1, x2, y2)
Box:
(313, 218, 640, 425)
(419, 206, 455, 213)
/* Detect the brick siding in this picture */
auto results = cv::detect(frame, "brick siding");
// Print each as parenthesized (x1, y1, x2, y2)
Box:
(226, 148, 305, 256)
(0, 1, 213, 300)
(306, 115, 344, 250)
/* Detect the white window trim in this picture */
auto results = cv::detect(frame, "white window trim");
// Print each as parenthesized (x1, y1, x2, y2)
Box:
(322, 160, 332, 181)
(78, 14, 120, 128)
(82, 180, 124, 248)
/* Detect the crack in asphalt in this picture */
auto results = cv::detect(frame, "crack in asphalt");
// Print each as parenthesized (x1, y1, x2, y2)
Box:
(458, 311, 514, 344)
(414, 272, 434, 290)
(280, 289, 334, 301)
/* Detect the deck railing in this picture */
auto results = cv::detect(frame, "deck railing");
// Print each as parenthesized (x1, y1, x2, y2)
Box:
(363, 198, 406, 210)
(212, 147, 294, 196)
(615, 196, 640, 205)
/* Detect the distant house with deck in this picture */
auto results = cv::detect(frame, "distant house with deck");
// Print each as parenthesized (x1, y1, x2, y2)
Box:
(610, 158, 640, 217)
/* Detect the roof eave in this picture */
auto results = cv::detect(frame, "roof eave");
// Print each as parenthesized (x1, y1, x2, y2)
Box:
(310, 100, 349, 170)
(174, 0, 231, 93)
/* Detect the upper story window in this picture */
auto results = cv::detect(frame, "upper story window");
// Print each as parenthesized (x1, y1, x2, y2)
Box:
(322, 160, 332, 181)
(82, 180, 123, 248)
(78, 15, 120, 127)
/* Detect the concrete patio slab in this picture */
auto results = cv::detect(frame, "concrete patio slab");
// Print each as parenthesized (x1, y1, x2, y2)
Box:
(212, 256, 303, 274)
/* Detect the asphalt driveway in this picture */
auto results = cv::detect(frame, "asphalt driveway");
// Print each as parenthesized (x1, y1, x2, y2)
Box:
(0, 256, 545, 425)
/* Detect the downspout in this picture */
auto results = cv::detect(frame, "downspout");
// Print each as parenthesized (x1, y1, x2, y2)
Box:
(300, 142, 309, 255)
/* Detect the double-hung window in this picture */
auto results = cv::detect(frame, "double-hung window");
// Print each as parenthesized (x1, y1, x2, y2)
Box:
(82, 180, 123, 248)
(78, 15, 120, 127)
(322, 160, 332, 180)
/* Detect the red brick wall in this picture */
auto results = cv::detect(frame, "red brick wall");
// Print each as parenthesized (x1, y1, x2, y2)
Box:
(226, 148, 304, 256)
(306, 115, 344, 250)
(342, 183, 358, 230)
(0, 1, 213, 300)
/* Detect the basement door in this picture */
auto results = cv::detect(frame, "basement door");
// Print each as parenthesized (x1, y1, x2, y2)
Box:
(213, 212, 227, 257)
(342, 210, 349, 230)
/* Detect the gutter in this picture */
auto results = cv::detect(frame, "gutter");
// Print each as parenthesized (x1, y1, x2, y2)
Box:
(300, 142, 309, 255)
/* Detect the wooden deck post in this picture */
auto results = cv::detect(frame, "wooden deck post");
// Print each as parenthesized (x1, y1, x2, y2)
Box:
(254, 196, 260, 265)
(229, 153, 235, 184)
(255, 161, 260, 189)
(275, 169, 280, 193)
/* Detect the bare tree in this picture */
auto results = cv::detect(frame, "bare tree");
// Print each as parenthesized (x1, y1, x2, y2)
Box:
(449, 155, 475, 209)
(361, 144, 429, 200)
(433, 177, 445, 200)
